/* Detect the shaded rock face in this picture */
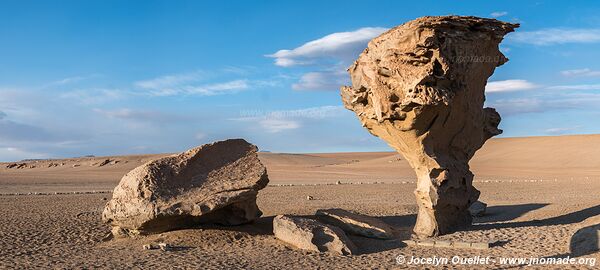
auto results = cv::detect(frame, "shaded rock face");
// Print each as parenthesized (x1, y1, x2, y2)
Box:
(316, 208, 394, 239)
(469, 201, 487, 217)
(341, 16, 518, 238)
(273, 215, 356, 255)
(102, 139, 269, 236)
(570, 215, 600, 257)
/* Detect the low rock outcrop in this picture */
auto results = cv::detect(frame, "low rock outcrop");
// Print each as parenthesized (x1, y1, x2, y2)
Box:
(273, 215, 356, 255)
(469, 201, 487, 217)
(570, 215, 600, 256)
(102, 139, 269, 237)
(341, 16, 518, 237)
(316, 208, 394, 239)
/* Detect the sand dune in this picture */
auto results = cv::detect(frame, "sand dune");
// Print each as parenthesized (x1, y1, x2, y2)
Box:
(2, 134, 600, 192)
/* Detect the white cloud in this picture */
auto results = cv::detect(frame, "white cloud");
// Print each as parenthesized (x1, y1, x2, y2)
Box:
(267, 27, 388, 67)
(259, 119, 300, 133)
(547, 84, 600, 90)
(52, 76, 86, 85)
(490, 11, 508, 18)
(544, 126, 580, 135)
(238, 105, 345, 120)
(486, 79, 538, 93)
(509, 28, 600, 45)
(268, 27, 387, 91)
(183, 80, 249, 96)
(134, 71, 205, 90)
(94, 108, 190, 123)
(233, 105, 345, 133)
(490, 93, 600, 115)
(134, 70, 250, 96)
(47, 74, 103, 86)
(0, 110, 73, 142)
(490, 98, 544, 115)
(59, 88, 125, 104)
(560, 68, 600, 77)
(292, 71, 348, 91)
(194, 132, 207, 140)
(0, 147, 47, 162)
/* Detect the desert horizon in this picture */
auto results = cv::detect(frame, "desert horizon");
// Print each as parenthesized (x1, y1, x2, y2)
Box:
(2, 134, 600, 193)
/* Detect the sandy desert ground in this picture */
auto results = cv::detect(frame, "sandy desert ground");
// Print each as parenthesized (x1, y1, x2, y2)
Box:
(1, 134, 599, 269)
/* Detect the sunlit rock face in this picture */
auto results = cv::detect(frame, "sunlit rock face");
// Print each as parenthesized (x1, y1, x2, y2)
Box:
(102, 139, 269, 237)
(341, 16, 518, 238)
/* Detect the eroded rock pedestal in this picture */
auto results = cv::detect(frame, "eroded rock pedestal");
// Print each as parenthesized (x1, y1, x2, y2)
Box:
(341, 16, 518, 237)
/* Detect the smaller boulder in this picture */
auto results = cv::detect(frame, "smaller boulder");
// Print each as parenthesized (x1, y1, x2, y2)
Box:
(469, 201, 487, 217)
(570, 215, 600, 257)
(316, 208, 394, 239)
(273, 215, 356, 255)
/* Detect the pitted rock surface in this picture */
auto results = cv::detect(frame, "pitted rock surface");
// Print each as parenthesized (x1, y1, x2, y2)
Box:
(341, 16, 518, 237)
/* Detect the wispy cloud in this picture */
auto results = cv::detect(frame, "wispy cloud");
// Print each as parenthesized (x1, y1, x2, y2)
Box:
(486, 79, 538, 93)
(194, 132, 207, 140)
(490, 11, 508, 18)
(292, 70, 348, 91)
(237, 105, 345, 120)
(0, 147, 47, 161)
(59, 88, 125, 104)
(547, 84, 600, 90)
(233, 105, 345, 133)
(183, 80, 249, 96)
(267, 27, 387, 67)
(258, 119, 301, 133)
(490, 98, 544, 115)
(134, 70, 251, 96)
(490, 93, 600, 115)
(134, 71, 205, 90)
(560, 68, 600, 77)
(509, 28, 600, 45)
(544, 126, 581, 135)
(94, 108, 191, 123)
(0, 110, 75, 142)
(45, 74, 102, 87)
(52, 76, 87, 85)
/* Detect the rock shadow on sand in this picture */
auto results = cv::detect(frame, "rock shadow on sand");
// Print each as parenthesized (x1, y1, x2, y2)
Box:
(470, 204, 600, 231)
(347, 214, 416, 255)
(474, 203, 549, 223)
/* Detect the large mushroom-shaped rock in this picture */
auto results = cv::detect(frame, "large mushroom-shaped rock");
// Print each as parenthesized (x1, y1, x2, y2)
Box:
(273, 215, 356, 255)
(102, 139, 269, 237)
(341, 16, 518, 237)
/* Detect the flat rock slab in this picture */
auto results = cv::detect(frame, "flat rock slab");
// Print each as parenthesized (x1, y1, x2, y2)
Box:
(316, 208, 395, 239)
(273, 215, 356, 255)
(102, 139, 269, 237)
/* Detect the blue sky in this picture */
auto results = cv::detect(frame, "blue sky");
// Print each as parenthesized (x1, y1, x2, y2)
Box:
(1, 0, 600, 161)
